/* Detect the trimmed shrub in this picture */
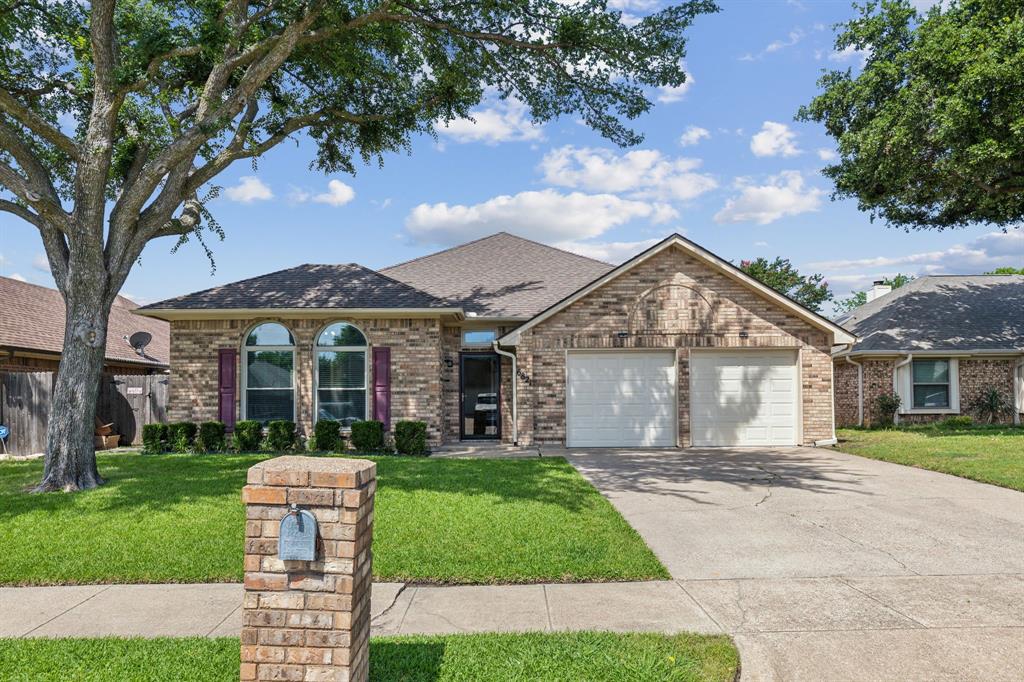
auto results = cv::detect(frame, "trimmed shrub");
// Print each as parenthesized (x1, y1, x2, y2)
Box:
(938, 415, 973, 429)
(168, 421, 198, 453)
(350, 420, 385, 453)
(968, 387, 1014, 424)
(872, 393, 901, 428)
(195, 421, 226, 453)
(394, 420, 429, 456)
(266, 420, 297, 451)
(233, 420, 263, 452)
(313, 419, 343, 453)
(141, 423, 168, 454)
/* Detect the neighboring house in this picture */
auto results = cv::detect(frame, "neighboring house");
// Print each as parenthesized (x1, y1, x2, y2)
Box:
(136, 232, 854, 448)
(833, 275, 1024, 426)
(0, 276, 169, 374)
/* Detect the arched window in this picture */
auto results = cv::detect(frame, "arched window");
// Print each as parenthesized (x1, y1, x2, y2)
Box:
(316, 322, 368, 427)
(242, 323, 295, 423)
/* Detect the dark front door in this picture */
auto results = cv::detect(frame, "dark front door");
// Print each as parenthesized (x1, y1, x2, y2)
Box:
(460, 353, 501, 440)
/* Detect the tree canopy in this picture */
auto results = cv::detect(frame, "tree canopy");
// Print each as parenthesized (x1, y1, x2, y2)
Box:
(798, 0, 1024, 231)
(986, 266, 1024, 274)
(739, 257, 832, 313)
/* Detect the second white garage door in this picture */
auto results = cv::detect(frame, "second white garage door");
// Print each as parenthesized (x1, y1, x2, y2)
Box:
(690, 350, 799, 447)
(567, 352, 676, 447)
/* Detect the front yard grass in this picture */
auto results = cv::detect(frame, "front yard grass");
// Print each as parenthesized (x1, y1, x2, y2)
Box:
(835, 425, 1024, 491)
(0, 453, 667, 586)
(0, 632, 740, 681)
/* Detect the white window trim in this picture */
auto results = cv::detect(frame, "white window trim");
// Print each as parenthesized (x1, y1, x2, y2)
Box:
(313, 322, 370, 428)
(240, 323, 297, 423)
(898, 357, 960, 414)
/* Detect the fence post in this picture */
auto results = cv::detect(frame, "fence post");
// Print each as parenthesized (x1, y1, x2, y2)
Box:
(241, 456, 376, 682)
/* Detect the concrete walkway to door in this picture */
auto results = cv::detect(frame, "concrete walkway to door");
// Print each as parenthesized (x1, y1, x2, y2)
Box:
(559, 445, 1024, 681)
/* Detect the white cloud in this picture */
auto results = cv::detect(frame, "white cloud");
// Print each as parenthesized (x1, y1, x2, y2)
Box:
(829, 44, 872, 67)
(714, 171, 823, 225)
(754, 240, 769, 247)
(679, 126, 711, 147)
(32, 253, 50, 272)
(750, 121, 801, 158)
(405, 189, 676, 246)
(438, 98, 543, 145)
(225, 176, 273, 203)
(8, 273, 27, 282)
(808, 230, 1024, 275)
(765, 29, 804, 54)
(656, 68, 694, 103)
(554, 238, 661, 264)
(816, 148, 838, 162)
(539, 145, 717, 202)
(313, 180, 355, 207)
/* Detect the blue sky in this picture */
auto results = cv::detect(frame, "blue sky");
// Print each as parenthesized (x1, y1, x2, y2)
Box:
(0, 0, 1020, 314)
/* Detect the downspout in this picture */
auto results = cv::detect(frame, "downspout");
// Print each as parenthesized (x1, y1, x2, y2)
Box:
(1014, 356, 1024, 426)
(893, 353, 913, 425)
(845, 355, 864, 427)
(492, 341, 518, 445)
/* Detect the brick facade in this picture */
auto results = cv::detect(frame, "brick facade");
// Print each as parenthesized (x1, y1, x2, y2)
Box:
(514, 244, 835, 446)
(169, 317, 444, 444)
(833, 356, 1022, 426)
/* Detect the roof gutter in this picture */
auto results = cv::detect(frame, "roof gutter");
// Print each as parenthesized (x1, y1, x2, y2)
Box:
(1014, 356, 1024, 426)
(492, 341, 518, 445)
(133, 307, 466, 321)
(893, 353, 913, 425)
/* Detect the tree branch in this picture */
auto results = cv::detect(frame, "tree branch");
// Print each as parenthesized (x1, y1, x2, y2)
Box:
(0, 197, 41, 226)
(0, 87, 80, 158)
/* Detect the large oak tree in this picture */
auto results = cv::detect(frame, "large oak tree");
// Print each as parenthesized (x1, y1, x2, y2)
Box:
(799, 0, 1024, 230)
(1, 0, 716, 491)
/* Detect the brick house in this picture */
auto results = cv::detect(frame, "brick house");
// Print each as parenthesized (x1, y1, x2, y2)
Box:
(136, 233, 854, 447)
(832, 275, 1024, 427)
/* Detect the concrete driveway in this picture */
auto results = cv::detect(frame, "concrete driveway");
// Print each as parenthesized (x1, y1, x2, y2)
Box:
(561, 446, 1024, 682)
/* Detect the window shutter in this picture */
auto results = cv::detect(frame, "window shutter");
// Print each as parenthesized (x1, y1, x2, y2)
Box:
(372, 347, 391, 430)
(218, 348, 237, 430)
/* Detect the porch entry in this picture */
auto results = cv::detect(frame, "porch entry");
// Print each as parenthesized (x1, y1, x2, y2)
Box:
(460, 352, 501, 440)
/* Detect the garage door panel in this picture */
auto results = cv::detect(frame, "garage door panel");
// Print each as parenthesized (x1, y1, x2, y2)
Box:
(567, 352, 676, 447)
(690, 351, 799, 447)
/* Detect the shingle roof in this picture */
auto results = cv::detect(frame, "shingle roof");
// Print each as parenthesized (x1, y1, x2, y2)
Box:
(837, 275, 1024, 353)
(381, 232, 615, 318)
(139, 263, 453, 311)
(0, 276, 169, 367)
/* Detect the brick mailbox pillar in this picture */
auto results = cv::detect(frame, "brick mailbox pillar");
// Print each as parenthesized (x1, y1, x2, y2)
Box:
(241, 456, 376, 682)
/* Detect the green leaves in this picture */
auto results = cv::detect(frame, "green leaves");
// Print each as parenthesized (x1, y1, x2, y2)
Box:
(739, 256, 833, 313)
(799, 0, 1024, 231)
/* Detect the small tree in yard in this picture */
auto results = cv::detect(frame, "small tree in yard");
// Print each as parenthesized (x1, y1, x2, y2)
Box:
(968, 387, 1014, 424)
(0, 0, 717, 491)
(872, 393, 901, 428)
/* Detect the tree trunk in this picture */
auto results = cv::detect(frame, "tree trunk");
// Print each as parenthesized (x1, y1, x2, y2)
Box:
(34, 288, 112, 492)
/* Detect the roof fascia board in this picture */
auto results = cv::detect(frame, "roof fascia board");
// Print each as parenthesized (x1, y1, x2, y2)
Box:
(134, 307, 465, 321)
(1, 345, 168, 368)
(500, 234, 855, 345)
(838, 347, 1024, 358)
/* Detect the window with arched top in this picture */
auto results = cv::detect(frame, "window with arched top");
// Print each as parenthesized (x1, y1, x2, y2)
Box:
(315, 322, 368, 427)
(242, 322, 295, 423)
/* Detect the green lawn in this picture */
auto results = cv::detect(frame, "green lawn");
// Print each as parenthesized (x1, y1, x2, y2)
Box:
(0, 453, 667, 586)
(0, 633, 740, 681)
(836, 425, 1024, 491)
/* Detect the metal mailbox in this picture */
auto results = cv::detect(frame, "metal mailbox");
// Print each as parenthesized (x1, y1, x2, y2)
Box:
(278, 505, 318, 561)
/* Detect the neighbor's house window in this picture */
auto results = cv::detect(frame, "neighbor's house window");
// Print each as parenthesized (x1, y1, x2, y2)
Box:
(912, 359, 950, 409)
(462, 329, 497, 347)
(243, 323, 295, 423)
(316, 322, 367, 427)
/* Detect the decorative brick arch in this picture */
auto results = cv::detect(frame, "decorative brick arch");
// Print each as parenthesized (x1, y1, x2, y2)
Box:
(626, 274, 718, 336)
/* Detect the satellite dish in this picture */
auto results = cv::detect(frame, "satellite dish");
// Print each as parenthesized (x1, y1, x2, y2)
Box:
(128, 331, 152, 357)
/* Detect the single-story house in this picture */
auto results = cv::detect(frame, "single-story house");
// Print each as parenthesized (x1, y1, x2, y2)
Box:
(136, 232, 855, 448)
(0, 275, 169, 374)
(832, 275, 1024, 426)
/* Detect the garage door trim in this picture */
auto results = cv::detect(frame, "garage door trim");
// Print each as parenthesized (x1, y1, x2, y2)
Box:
(687, 348, 803, 447)
(565, 349, 678, 448)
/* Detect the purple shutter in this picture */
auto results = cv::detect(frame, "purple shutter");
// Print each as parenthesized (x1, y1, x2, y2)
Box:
(372, 346, 391, 430)
(218, 348, 237, 431)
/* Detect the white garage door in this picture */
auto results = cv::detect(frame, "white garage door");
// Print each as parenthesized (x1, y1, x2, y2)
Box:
(690, 351, 799, 447)
(567, 352, 676, 447)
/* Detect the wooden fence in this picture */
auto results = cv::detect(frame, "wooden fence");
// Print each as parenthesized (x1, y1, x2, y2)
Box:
(0, 371, 169, 456)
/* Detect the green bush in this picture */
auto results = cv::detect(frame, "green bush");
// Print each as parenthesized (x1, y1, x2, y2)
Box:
(937, 415, 973, 429)
(394, 421, 429, 456)
(313, 420, 343, 452)
(233, 420, 263, 452)
(350, 420, 385, 452)
(141, 423, 168, 454)
(872, 393, 901, 428)
(266, 420, 297, 451)
(968, 386, 1014, 424)
(195, 421, 226, 453)
(168, 422, 198, 453)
